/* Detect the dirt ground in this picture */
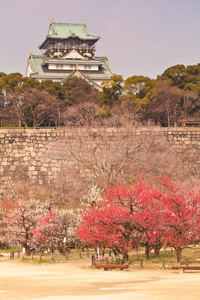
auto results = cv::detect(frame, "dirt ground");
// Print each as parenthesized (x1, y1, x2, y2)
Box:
(0, 257, 200, 300)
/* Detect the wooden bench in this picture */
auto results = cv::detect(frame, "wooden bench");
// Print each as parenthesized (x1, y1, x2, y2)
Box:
(95, 264, 129, 271)
(172, 266, 200, 272)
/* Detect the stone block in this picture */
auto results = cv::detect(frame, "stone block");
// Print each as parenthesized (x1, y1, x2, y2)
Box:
(28, 166, 35, 171)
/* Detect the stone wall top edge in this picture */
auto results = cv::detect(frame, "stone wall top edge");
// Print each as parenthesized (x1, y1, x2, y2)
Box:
(0, 126, 200, 134)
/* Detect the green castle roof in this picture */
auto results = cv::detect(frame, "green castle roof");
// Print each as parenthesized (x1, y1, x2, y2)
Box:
(59, 70, 103, 90)
(50, 22, 100, 39)
(27, 55, 113, 81)
(39, 22, 100, 48)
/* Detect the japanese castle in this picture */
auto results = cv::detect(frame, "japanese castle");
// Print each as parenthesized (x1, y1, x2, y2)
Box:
(26, 18, 113, 90)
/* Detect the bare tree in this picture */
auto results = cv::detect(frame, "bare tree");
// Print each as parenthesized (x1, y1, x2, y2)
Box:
(4, 88, 63, 127)
(63, 102, 101, 126)
(145, 80, 200, 127)
(64, 124, 192, 205)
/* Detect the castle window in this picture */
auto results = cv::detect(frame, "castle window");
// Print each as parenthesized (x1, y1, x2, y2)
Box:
(56, 64, 63, 69)
(84, 65, 91, 70)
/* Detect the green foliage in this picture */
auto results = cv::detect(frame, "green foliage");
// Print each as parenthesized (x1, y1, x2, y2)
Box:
(160, 64, 186, 87)
(0, 72, 23, 93)
(100, 74, 124, 107)
(123, 75, 155, 99)
(120, 76, 155, 115)
(95, 104, 109, 117)
(160, 63, 200, 94)
(0, 72, 6, 77)
(21, 77, 38, 89)
(38, 80, 65, 99)
(2, 60, 200, 127)
(0, 73, 37, 95)
(114, 256, 124, 265)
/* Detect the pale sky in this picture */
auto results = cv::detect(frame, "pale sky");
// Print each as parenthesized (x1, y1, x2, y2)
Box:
(1, 0, 200, 79)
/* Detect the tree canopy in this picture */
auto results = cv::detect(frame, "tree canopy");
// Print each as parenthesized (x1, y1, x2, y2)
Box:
(1, 61, 200, 127)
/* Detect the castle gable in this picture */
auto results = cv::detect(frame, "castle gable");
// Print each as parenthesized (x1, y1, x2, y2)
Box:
(61, 50, 86, 60)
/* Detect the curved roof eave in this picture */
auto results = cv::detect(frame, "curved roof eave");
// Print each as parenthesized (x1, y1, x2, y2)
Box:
(39, 35, 100, 49)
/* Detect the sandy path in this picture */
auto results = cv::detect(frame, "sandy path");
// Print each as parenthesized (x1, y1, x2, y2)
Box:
(0, 259, 200, 300)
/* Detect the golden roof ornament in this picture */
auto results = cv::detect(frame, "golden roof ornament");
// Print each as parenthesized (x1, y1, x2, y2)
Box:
(50, 17, 54, 24)
(74, 72, 81, 78)
(82, 18, 85, 25)
(29, 51, 32, 57)
(104, 52, 107, 58)
(76, 64, 79, 70)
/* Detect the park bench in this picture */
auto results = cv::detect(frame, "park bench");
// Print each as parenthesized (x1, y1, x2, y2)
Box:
(95, 264, 129, 271)
(172, 266, 200, 272)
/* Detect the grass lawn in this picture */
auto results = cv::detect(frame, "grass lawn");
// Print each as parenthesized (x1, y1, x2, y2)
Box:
(1, 246, 200, 268)
(129, 246, 200, 269)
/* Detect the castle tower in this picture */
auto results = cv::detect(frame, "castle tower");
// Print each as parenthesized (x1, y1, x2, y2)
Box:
(26, 19, 113, 90)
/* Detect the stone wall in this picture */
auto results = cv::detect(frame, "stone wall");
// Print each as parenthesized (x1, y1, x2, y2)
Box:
(0, 127, 200, 204)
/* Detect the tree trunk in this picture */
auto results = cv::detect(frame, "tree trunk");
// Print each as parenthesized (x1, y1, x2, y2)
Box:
(145, 243, 151, 260)
(123, 250, 129, 263)
(175, 247, 182, 264)
(112, 249, 118, 258)
(24, 244, 30, 256)
(58, 243, 64, 255)
(168, 111, 170, 127)
(153, 242, 163, 257)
